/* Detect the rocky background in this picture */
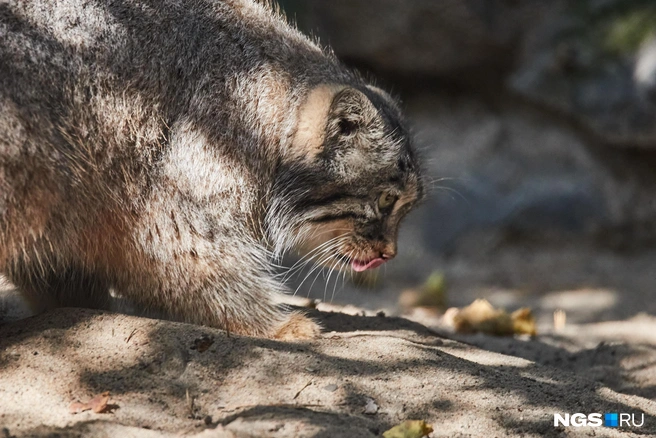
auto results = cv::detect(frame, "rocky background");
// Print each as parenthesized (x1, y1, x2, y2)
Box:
(277, 0, 656, 325)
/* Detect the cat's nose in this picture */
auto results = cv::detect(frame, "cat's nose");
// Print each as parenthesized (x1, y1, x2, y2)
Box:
(381, 250, 396, 260)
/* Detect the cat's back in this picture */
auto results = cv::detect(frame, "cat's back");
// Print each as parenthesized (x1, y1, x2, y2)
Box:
(0, 0, 236, 259)
(0, 0, 339, 263)
(0, 0, 332, 161)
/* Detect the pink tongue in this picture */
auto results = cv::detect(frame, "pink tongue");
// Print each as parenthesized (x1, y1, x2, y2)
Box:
(352, 257, 386, 272)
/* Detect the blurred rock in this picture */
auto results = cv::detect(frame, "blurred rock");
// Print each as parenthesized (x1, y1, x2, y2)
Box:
(280, 0, 548, 81)
(510, 0, 656, 146)
(405, 92, 613, 253)
(281, 0, 656, 146)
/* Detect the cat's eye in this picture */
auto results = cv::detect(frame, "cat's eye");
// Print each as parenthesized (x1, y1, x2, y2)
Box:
(378, 191, 397, 210)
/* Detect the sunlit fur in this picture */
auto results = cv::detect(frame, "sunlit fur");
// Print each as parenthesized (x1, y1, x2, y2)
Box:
(0, 0, 422, 339)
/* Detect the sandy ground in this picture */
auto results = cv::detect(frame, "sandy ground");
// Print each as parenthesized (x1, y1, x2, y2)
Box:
(3, 228, 656, 438)
(1, 297, 656, 437)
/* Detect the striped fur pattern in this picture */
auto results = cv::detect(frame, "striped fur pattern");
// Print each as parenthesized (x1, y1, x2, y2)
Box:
(0, 0, 422, 339)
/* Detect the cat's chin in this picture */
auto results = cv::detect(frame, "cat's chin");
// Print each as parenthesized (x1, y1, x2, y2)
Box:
(351, 257, 386, 272)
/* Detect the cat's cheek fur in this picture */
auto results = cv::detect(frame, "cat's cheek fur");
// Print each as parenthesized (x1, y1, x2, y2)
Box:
(295, 218, 353, 255)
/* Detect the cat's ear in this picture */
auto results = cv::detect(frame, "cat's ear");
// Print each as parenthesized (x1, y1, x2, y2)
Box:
(327, 87, 375, 138)
(288, 85, 375, 162)
(289, 84, 342, 160)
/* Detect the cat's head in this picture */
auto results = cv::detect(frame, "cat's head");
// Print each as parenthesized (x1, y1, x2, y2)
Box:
(269, 84, 423, 272)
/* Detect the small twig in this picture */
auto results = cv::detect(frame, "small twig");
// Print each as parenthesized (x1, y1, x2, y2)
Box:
(125, 328, 138, 343)
(222, 308, 231, 338)
(293, 379, 313, 400)
(186, 389, 195, 418)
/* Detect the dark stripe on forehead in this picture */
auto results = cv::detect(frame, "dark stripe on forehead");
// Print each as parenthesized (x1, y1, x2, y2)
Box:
(309, 212, 367, 223)
(298, 192, 369, 210)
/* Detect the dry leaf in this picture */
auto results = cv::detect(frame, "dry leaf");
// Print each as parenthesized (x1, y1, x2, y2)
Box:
(383, 420, 433, 438)
(511, 307, 537, 336)
(69, 391, 111, 414)
(451, 299, 536, 336)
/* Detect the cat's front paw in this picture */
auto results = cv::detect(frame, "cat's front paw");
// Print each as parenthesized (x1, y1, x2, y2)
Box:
(272, 311, 321, 341)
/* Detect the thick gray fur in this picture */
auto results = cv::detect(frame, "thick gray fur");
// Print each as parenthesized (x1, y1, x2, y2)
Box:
(0, 0, 422, 338)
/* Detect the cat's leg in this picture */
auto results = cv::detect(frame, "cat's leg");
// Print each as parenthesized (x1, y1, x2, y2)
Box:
(272, 310, 322, 340)
(122, 263, 321, 340)
(5, 261, 112, 313)
(119, 228, 321, 340)
(121, 173, 321, 339)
